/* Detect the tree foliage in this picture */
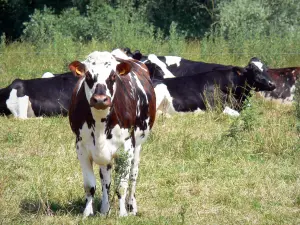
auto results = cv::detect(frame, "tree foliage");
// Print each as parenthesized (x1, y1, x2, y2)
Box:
(214, 0, 300, 38)
(1, 0, 300, 42)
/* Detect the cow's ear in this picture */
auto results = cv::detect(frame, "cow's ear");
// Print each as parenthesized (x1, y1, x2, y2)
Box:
(133, 50, 142, 60)
(233, 67, 246, 76)
(116, 62, 131, 76)
(69, 61, 87, 77)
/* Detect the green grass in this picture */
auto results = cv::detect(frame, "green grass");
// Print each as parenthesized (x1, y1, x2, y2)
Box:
(0, 39, 299, 224)
(0, 98, 299, 224)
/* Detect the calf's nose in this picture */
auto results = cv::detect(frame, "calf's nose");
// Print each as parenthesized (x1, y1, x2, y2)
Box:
(90, 94, 112, 110)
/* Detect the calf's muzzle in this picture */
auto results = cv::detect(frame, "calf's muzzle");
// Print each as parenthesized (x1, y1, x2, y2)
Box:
(90, 94, 112, 110)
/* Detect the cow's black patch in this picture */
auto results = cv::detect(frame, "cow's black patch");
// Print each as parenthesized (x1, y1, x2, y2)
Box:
(127, 204, 134, 212)
(90, 186, 96, 197)
(76, 136, 82, 143)
(107, 164, 112, 170)
(116, 191, 121, 199)
(91, 132, 95, 145)
(85, 72, 95, 89)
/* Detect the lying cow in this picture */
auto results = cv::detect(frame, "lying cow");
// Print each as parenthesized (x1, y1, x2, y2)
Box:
(260, 67, 300, 103)
(124, 48, 234, 78)
(68, 51, 156, 217)
(125, 49, 275, 113)
(0, 72, 79, 118)
(152, 57, 275, 113)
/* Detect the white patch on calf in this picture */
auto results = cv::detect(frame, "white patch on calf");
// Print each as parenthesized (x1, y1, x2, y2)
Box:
(6, 89, 35, 119)
(132, 71, 149, 104)
(148, 54, 175, 78)
(252, 61, 264, 71)
(83, 51, 116, 66)
(41, 72, 54, 78)
(165, 56, 182, 67)
(111, 49, 131, 60)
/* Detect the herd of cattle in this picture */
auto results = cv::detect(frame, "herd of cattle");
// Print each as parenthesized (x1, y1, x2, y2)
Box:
(0, 48, 298, 217)
(0, 48, 299, 119)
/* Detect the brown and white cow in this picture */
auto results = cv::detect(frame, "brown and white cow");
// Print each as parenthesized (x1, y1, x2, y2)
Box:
(260, 67, 300, 103)
(68, 51, 156, 217)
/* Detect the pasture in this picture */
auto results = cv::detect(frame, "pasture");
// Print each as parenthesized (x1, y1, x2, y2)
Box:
(0, 41, 299, 224)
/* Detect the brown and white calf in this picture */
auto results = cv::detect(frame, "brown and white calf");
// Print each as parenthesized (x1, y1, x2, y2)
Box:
(260, 67, 300, 103)
(68, 51, 156, 217)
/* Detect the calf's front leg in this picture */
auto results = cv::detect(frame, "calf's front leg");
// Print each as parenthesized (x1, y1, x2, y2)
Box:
(99, 164, 112, 215)
(77, 143, 96, 217)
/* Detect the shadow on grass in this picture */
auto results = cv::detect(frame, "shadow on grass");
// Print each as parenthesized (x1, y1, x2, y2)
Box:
(19, 198, 95, 216)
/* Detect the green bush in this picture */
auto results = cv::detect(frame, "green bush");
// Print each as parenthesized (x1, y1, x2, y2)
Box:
(22, 7, 59, 44)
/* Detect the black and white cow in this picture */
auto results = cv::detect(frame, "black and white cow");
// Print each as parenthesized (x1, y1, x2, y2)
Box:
(153, 59, 275, 113)
(124, 48, 234, 78)
(68, 50, 156, 217)
(125, 49, 275, 114)
(0, 72, 79, 118)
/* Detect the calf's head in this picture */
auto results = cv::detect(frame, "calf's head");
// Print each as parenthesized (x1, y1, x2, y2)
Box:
(69, 52, 132, 111)
(245, 57, 276, 91)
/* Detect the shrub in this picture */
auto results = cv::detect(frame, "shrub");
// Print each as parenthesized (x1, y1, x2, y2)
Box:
(22, 7, 59, 44)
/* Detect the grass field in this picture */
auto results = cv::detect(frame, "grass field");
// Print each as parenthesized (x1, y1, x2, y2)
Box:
(0, 41, 299, 224)
(0, 97, 299, 224)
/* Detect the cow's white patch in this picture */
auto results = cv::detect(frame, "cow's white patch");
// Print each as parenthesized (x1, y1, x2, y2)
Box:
(223, 106, 240, 117)
(154, 83, 176, 115)
(83, 196, 94, 217)
(252, 61, 264, 71)
(194, 108, 205, 114)
(165, 56, 182, 67)
(132, 71, 148, 104)
(41, 72, 54, 78)
(148, 54, 175, 78)
(83, 51, 116, 66)
(111, 49, 130, 60)
(6, 89, 35, 119)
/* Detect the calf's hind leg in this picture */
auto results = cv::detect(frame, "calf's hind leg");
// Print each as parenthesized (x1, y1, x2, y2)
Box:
(116, 139, 135, 217)
(127, 145, 141, 215)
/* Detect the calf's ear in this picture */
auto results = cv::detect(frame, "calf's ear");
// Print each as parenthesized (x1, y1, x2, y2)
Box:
(69, 61, 87, 77)
(233, 67, 247, 76)
(116, 62, 132, 76)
